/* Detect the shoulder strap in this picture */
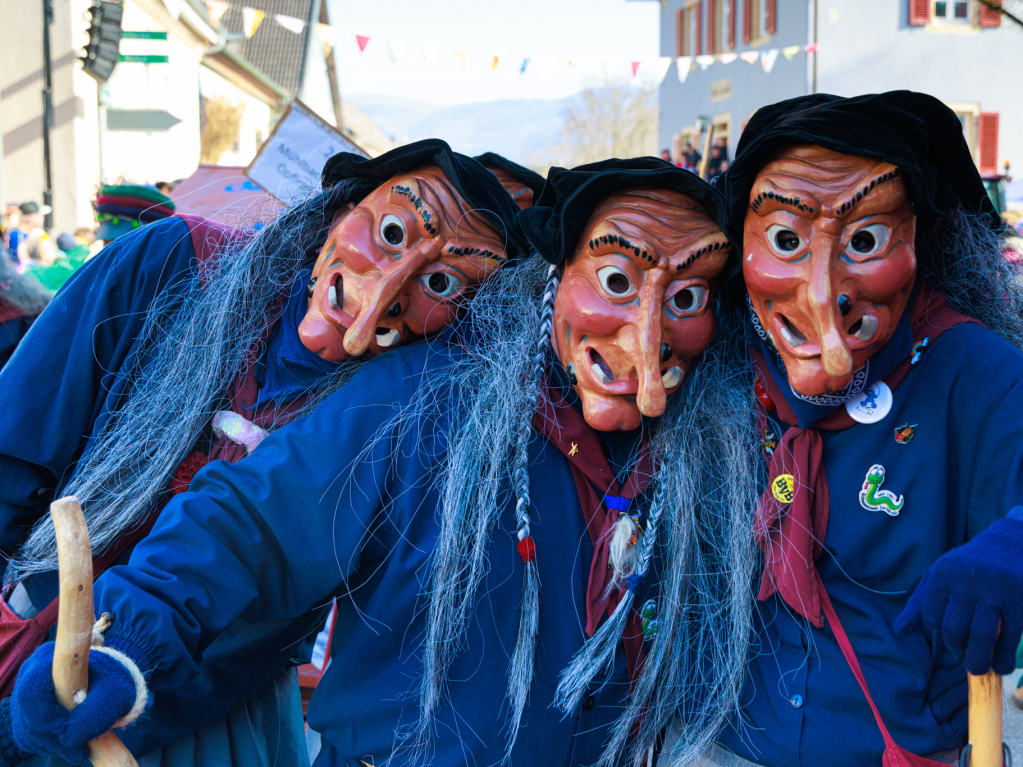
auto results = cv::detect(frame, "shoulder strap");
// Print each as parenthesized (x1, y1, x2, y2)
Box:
(815, 571, 899, 751)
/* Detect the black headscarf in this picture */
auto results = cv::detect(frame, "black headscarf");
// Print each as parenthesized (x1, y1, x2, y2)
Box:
(519, 158, 731, 269)
(321, 138, 527, 261)
(474, 152, 546, 201)
(722, 90, 1002, 243)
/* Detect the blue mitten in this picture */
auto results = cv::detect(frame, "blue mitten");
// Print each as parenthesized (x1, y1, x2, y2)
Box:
(895, 508, 1023, 675)
(10, 641, 144, 765)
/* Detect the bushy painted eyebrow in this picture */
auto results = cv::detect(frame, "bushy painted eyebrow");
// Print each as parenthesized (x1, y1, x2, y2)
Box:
(445, 244, 504, 261)
(390, 184, 437, 235)
(833, 167, 902, 217)
(676, 240, 731, 271)
(587, 233, 654, 264)
(750, 190, 816, 215)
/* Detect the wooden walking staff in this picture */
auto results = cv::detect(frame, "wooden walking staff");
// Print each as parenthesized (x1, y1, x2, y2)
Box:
(965, 615, 1008, 767)
(50, 496, 139, 767)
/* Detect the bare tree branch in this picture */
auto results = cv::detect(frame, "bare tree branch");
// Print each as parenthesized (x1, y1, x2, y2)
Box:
(977, 0, 1023, 30)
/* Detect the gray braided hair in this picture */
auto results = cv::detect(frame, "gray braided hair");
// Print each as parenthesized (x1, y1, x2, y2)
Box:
(505, 261, 558, 752)
(403, 253, 761, 766)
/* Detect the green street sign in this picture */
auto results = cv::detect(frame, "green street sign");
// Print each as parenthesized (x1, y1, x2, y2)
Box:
(106, 109, 182, 132)
(119, 54, 169, 63)
(121, 30, 168, 39)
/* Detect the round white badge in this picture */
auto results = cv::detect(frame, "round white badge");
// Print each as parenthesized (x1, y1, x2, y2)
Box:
(845, 381, 893, 424)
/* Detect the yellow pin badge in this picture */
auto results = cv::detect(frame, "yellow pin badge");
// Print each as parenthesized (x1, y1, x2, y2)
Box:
(771, 474, 796, 505)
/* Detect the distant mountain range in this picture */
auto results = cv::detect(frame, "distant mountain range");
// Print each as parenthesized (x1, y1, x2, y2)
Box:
(345, 94, 572, 167)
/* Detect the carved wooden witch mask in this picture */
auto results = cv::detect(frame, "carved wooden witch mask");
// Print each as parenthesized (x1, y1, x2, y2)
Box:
(743, 145, 917, 396)
(489, 168, 536, 210)
(299, 167, 508, 361)
(553, 188, 730, 432)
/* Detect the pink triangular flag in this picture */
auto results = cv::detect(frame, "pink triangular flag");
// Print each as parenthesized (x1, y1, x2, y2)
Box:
(805, 42, 820, 55)
(356, 35, 370, 52)
(631, 61, 641, 77)
(740, 51, 759, 64)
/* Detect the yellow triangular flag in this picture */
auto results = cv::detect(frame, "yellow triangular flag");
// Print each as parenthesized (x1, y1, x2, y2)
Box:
(490, 54, 499, 72)
(205, 0, 230, 25)
(454, 49, 468, 67)
(782, 45, 801, 60)
(318, 23, 337, 55)
(242, 6, 264, 38)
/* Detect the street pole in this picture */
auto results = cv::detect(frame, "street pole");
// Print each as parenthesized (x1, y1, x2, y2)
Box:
(812, 0, 819, 94)
(42, 0, 55, 231)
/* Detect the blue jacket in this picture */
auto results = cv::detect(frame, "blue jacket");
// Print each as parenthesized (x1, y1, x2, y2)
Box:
(92, 340, 638, 767)
(718, 321, 1023, 766)
(0, 217, 330, 755)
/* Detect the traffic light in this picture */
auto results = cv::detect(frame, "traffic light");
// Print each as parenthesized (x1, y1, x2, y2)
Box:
(82, 1, 123, 82)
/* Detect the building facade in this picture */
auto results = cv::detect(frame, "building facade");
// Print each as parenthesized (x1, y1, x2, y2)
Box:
(0, 0, 391, 234)
(651, 0, 1016, 183)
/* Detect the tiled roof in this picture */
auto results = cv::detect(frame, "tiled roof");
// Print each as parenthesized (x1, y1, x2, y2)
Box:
(221, 1, 315, 96)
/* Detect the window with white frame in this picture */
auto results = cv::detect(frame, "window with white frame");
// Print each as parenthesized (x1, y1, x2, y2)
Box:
(932, 0, 972, 23)
(714, 0, 732, 53)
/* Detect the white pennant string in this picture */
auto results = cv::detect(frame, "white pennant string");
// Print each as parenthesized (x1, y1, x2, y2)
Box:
(675, 56, 693, 83)
(274, 14, 305, 34)
(652, 56, 673, 83)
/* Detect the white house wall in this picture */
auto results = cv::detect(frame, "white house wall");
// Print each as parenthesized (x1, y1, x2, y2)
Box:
(656, 0, 1018, 180)
(100, 0, 203, 186)
(817, 0, 1019, 180)
(0, 0, 100, 232)
(197, 65, 272, 167)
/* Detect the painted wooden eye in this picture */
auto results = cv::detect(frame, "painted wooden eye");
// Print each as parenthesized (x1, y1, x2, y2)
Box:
(424, 271, 462, 299)
(766, 225, 803, 255)
(848, 223, 889, 256)
(596, 265, 636, 297)
(670, 285, 708, 313)
(380, 214, 406, 248)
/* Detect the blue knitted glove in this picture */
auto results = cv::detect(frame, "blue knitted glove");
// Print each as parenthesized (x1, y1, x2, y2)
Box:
(10, 642, 141, 765)
(925, 640, 967, 742)
(896, 508, 1023, 675)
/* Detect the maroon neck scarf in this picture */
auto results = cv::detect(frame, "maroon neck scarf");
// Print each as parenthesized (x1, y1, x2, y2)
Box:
(532, 385, 653, 674)
(754, 283, 978, 626)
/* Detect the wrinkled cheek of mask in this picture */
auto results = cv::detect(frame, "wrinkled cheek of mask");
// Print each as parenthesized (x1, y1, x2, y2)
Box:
(550, 277, 644, 432)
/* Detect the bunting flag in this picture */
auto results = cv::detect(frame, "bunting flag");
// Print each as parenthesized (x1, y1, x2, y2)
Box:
(782, 44, 802, 60)
(421, 42, 439, 63)
(805, 42, 820, 55)
(491, 54, 500, 71)
(274, 14, 305, 34)
(718, 52, 738, 64)
(355, 34, 371, 52)
(318, 23, 337, 55)
(163, 0, 182, 20)
(454, 49, 468, 66)
(205, 0, 230, 25)
(631, 61, 641, 76)
(675, 56, 693, 83)
(388, 39, 405, 63)
(695, 54, 715, 70)
(519, 58, 530, 74)
(740, 51, 759, 64)
(242, 6, 264, 38)
(761, 48, 779, 72)
(652, 56, 673, 83)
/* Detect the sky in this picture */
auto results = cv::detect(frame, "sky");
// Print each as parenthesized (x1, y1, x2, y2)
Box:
(326, 0, 663, 106)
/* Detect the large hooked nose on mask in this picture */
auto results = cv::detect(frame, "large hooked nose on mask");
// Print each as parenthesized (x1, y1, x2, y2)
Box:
(608, 281, 671, 418)
(339, 240, 441, 357)
(805, 228, 855, 379)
